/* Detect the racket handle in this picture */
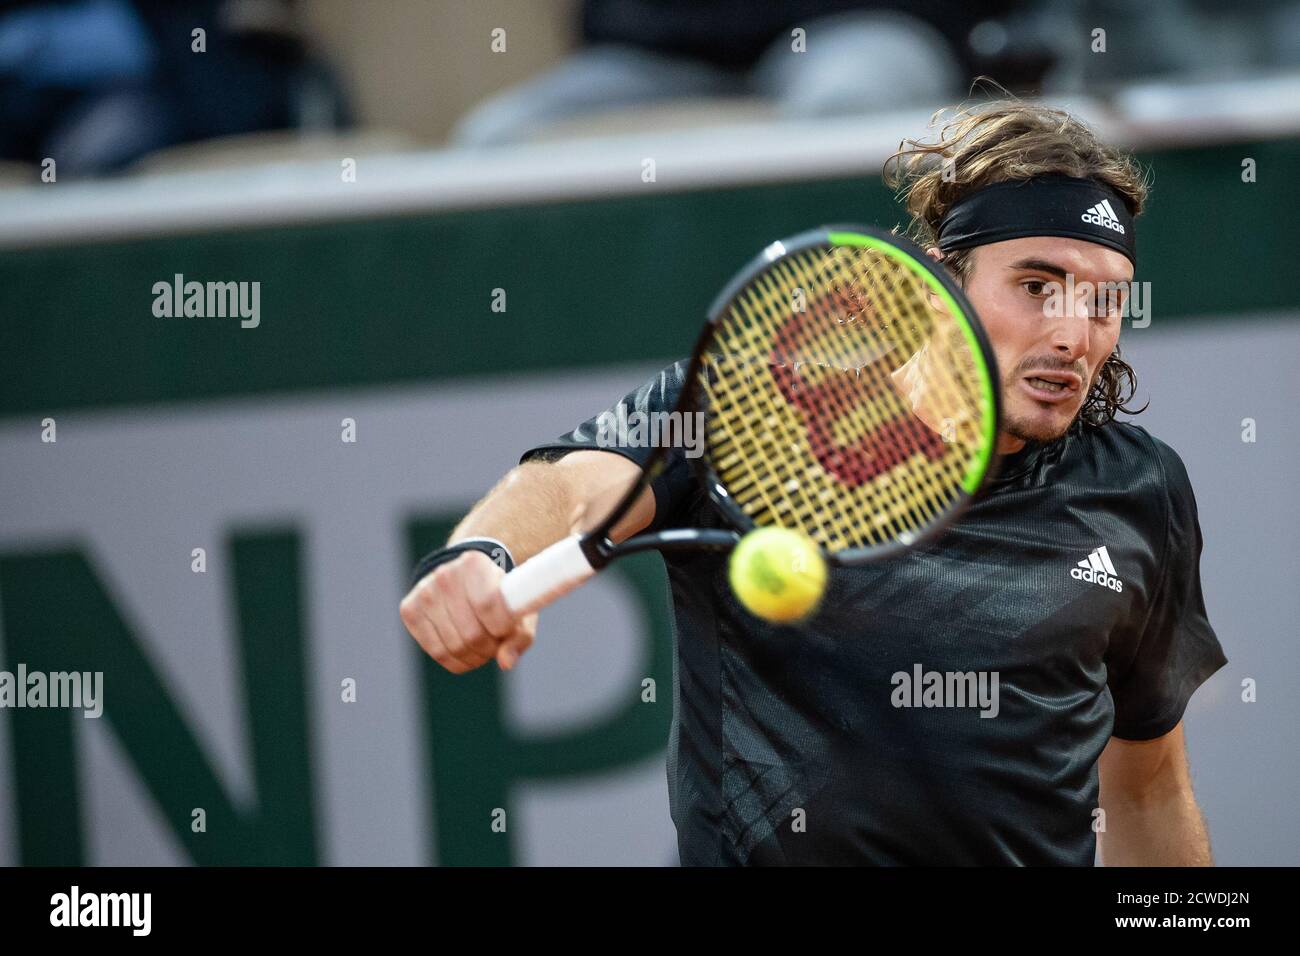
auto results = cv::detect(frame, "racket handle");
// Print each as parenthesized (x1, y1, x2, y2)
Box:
(500, 533, 597, 616)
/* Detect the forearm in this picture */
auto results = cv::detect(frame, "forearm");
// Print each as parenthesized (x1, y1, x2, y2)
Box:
(1099, 789, 1213, 866)
(448, 451, 650, 564)
(449, 463, 581, 563)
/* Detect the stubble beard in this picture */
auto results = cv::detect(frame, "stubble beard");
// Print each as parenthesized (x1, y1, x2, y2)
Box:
(1002, 363, 1105, 443)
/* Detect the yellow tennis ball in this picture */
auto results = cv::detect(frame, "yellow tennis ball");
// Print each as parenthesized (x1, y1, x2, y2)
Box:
(728, 527, 827, 623)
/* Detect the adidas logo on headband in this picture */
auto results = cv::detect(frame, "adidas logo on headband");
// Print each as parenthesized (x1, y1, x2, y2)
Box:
(1081, 199, 1126, 235)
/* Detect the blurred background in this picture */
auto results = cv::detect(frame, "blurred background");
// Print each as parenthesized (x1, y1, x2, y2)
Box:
(0, 0, 1297, 865)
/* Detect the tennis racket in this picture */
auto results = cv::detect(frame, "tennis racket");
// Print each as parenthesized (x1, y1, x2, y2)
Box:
(500, 224, 1002, 616)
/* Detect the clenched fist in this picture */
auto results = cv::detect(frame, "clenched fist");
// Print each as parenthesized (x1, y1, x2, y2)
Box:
(400, 550, 537, 672)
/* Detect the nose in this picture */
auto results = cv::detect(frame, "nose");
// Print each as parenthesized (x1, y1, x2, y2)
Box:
(1047, 299, 1091, 362)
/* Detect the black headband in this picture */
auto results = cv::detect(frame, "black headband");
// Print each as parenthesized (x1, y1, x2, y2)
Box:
(936, 175, 1137, 266)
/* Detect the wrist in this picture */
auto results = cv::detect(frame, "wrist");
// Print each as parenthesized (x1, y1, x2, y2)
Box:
(449, 536, 516, 566)
(410, 537, 515, 588)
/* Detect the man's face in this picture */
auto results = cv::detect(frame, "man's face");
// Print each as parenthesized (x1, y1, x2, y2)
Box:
(934, 237, 1134, 450)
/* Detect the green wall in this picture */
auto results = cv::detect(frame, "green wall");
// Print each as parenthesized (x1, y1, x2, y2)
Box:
(3, 137, 1296, 417)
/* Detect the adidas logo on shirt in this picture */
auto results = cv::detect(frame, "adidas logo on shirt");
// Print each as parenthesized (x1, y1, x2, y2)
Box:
(1081, 199, 1126, 235)
(1071, 546, 1124, 592)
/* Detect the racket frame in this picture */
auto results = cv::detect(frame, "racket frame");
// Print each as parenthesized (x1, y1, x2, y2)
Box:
(686, 223, 1003, 567)
(519, 224, 1002, 584)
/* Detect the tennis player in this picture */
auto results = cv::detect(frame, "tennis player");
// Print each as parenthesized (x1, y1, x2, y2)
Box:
(400, 101, 1227, 866)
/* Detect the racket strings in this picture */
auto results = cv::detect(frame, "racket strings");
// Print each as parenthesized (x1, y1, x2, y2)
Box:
(811, 251, 951, 535)
(700, 241, 990, 553)
(755, 249, 941, 541)
(837, 253, 973, 527)
(706, 293, 835, 541)
(792, 253, 928, 545)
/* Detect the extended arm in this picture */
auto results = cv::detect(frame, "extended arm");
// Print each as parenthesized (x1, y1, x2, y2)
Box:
(400, 450, 652, 672)
(449, 450, 653, 557)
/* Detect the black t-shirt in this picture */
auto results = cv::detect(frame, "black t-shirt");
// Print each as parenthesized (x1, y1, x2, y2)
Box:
(520, 360, 1228, 865)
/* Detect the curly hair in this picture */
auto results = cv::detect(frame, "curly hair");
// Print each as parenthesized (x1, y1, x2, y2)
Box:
(883, 87, 1150, 425)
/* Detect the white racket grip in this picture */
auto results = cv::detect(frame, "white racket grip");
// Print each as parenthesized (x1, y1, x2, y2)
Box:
(500, 533, 597, 616)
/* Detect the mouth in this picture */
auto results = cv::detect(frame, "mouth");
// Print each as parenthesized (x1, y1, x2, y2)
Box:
(1019, 370, 1083, 405)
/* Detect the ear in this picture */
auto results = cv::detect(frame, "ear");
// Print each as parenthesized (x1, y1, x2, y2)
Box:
(925, 246, 943, 263)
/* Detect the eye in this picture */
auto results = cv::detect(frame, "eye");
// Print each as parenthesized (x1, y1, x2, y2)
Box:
(1022, 280, 1048, 296)
(1096, 293, 1126, 319)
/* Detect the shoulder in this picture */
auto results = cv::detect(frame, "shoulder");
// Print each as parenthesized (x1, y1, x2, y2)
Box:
(1075, 421, 1190, 488)
(517, 358, 690, 467)
(1097, 422, 1194, 496)
(1079, 422, 1202, 548)
(622, 358, 690, 412)
(1073, 421, 1199, 523)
